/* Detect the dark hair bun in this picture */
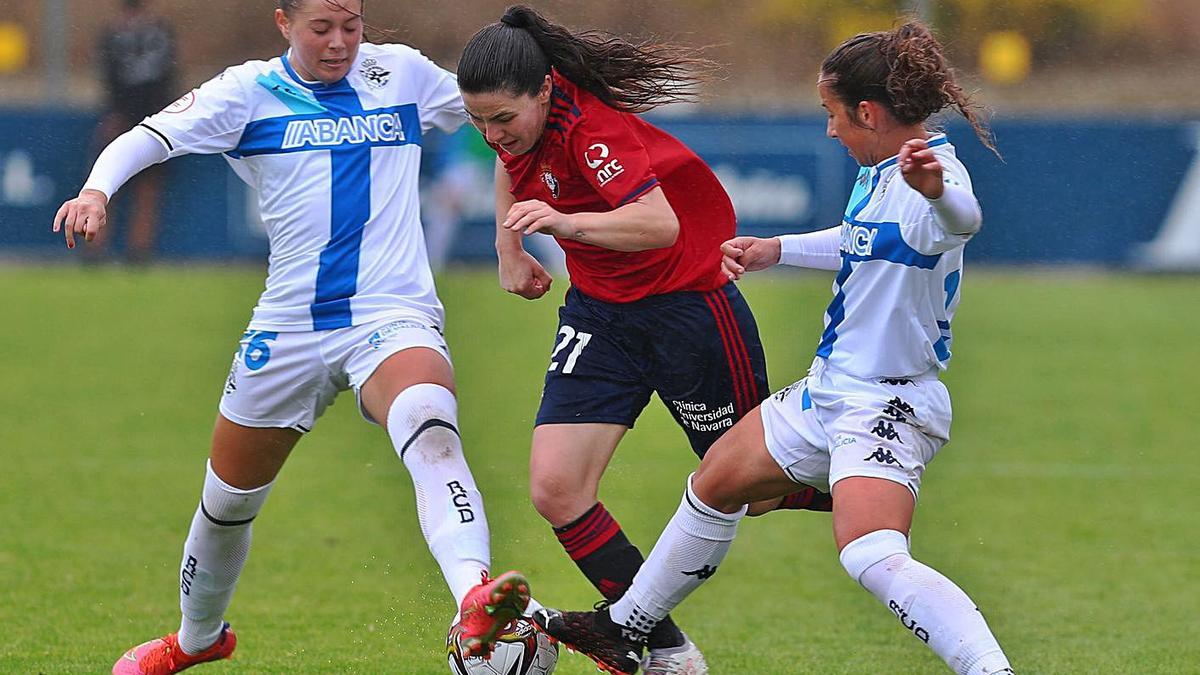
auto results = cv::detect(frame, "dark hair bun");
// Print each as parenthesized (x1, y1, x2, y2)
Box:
(500, 5, 534, 29)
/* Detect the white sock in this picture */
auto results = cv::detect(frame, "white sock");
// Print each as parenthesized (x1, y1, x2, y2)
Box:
(841, 529, 1011, 675)
(388, 383, 490, 607)
(178, 461, 273, 655)
(610, 474, 746, 633)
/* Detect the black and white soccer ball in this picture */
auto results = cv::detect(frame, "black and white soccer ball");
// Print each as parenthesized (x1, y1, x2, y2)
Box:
(447, 617, 558, 675)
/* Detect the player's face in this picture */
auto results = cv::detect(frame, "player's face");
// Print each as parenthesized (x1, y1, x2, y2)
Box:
(276, 0, 364, 84)
(818, 79, 874, 166)
(462, 77, 552, 155)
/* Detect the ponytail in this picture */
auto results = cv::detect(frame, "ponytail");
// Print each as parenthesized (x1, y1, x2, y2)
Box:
(458, 4, 713, 112)
(821, 21, 997, 155)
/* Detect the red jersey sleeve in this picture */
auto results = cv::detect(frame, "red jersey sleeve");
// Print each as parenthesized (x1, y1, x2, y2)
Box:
(568, 103, 660, 208)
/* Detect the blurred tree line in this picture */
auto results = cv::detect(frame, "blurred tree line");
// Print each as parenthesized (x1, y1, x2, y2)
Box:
(5, 0, 1200, 110)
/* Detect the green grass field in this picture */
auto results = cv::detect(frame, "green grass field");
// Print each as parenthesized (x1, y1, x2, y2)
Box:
(1, 266, 1197, 674)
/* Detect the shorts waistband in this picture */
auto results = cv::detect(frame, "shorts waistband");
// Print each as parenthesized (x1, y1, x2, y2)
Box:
(569, 282, 734, 312)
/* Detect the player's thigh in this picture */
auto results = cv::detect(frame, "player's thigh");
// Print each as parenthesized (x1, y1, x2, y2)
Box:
(648, 284, 769, 459)
(535, 289, 652, 429)
(529, 423, 628, 526)
(210, 414, 302, 490)
(831, 477, 916, 551)
(339, 316, 456, 428)
(690, 406, 801, 514)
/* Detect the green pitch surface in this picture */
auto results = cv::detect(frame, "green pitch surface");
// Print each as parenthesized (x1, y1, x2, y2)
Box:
(1, 266, 1196, 674)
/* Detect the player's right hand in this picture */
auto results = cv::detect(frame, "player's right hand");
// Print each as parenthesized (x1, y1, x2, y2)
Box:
(52, 189, 109, 249)
(720, 236, 781, 280)
(498, 249, 553, 300)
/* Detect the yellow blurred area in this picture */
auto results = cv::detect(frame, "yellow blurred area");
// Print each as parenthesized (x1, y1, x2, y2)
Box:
(0, 22, 29, 74)
(826, 10, 899, 50)
(980, 30, 1033, 85)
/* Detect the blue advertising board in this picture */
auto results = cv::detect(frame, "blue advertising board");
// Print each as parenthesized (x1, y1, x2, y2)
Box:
(1, 108, 1197, 267)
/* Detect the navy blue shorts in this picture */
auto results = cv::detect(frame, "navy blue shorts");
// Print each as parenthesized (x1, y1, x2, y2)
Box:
(535, 283, 768, 458)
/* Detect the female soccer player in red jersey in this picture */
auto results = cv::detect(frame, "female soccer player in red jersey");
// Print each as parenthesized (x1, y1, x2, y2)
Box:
(456, 5, 829, 673)
(533, 21, 1014, 675)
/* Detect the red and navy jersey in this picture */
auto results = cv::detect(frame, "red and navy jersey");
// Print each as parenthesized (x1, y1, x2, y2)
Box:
(496, 70, 733, 303)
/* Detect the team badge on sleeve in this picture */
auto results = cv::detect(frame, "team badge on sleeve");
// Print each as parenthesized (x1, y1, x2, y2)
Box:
(163, 91, 196, 114)
(584, 142, 624, 186)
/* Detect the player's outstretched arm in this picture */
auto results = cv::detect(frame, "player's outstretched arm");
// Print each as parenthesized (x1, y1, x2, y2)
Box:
(720, 236, 782, 280)
(52, 125, 170, 249)
(51, 189, 108, 249)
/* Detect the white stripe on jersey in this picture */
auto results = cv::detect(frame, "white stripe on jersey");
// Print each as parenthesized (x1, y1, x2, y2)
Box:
(143, 44, 466, 331)
(815, 134, 977, 379)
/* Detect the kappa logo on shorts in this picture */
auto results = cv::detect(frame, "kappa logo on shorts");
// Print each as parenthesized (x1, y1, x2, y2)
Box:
(367, 319, 430, 349)
(223, 362, 238, 395)
(865, 447, 904, 467)
(880, 378, 913, 386)
(881, 396, 916, 422)
(774, 381, 802, 402)
(870, 420, 904, 443)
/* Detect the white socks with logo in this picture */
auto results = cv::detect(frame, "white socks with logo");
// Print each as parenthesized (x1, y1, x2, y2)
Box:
(387, 383, 490, 607)
(840, 529, 1011, 675)
(609, 474, 746, 632)
(178, 461, 273, 655)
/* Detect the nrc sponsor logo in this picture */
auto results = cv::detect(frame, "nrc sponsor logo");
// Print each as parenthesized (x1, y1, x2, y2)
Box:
(841, 222, 878, 256)
(281, 112, 407, 149)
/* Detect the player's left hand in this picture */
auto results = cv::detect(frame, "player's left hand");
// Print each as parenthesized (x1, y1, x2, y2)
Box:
(898, 138, 944, 200)
(504, 200, 571, 237)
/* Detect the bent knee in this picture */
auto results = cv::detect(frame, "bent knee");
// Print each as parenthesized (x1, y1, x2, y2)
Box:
(529, 475, 597, 526)
(838, 528, 909, 583)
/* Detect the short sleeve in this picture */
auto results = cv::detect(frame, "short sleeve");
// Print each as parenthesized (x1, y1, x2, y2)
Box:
(568, 106, 658, 208)
(141, 66, 251, 158)
(408, 49, 467, 134)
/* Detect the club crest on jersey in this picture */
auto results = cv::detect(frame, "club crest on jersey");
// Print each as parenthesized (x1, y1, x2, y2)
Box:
(541, 166, 560, 199)
(359, 58, 390, 89)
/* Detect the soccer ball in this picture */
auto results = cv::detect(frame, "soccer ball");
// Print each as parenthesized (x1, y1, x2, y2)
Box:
(447, 617, 558, 675)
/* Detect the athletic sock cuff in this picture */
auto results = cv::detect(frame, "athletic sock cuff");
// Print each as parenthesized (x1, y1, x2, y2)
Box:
(553, 502, 622, 561)
(839, 528, 909, 583)
(201, 460, 273, 525)
(680, 473, 746, 540)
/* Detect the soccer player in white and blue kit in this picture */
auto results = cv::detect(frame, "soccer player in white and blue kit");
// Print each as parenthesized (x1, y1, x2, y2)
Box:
(534, 22, 1015, 675)
(52, 2, 530, 673)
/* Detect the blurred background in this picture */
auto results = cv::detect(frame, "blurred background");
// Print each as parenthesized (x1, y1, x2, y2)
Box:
(1, 0, 1199, 268)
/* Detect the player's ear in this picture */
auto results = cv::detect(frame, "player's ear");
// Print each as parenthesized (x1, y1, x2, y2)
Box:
(275, 8, 291, 41)
(537, 75, 552, 104)
(856, 100, 876, 130)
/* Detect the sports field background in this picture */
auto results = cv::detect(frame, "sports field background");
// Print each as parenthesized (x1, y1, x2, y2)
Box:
(1, 266, 1197, 673)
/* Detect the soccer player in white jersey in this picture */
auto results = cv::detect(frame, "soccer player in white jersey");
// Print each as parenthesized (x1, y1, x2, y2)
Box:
(51, 2, 530, 673)
(534, 21, 1015, 675)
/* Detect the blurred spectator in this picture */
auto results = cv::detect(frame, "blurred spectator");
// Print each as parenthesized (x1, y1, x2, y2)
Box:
(90, 0, 176, 264)
(423, 128, 566, 273)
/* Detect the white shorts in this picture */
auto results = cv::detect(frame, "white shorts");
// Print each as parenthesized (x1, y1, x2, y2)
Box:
(219, 313, 451, 432)
(760, 358, 952, 498)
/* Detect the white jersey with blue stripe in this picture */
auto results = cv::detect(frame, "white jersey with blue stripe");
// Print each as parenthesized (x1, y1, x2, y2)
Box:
(816, 134, 976, 379)
(142, 43, 465, 331)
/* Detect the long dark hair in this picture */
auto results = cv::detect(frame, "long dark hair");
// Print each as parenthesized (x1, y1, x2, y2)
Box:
(458, 4, 714, 113)
(821, 21, 997, 155)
